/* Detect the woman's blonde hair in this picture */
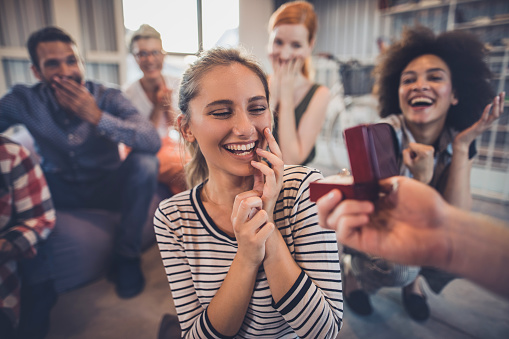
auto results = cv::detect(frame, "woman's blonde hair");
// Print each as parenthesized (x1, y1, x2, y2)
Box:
(129, 24, 162, 53)
(178, 47, 271, 188)
(268, 1, 318, 79)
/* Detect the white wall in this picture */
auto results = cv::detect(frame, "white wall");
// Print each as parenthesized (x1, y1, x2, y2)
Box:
(238, 0, 274, 73)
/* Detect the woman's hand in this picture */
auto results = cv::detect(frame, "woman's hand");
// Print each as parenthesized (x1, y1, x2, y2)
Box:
(403, 142, 435, 184)
(231, 190, 274, 267)
(454, 92, 505, 152)
(156, 86, 173, 112)
(278, 57, 303, 100)
(251, 128, 284, 217)
(269, 54, 282, 111)
(150, 84, 173, 127)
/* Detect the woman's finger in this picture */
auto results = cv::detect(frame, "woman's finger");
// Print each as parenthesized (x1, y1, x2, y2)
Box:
(255, 221, 275, 242)
(263, 128, 283, 159)
(232, 192, 263, 221)
(251, 160, 276, 190)
(232, 196, 263, 232)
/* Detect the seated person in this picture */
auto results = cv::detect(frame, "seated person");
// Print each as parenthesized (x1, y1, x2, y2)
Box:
(124, 24, 188, 194)
(154, 47, 343, 338)
(342, 26, 503, 320)
(0, 26, 161, 299)
(0, 136, 56, 339)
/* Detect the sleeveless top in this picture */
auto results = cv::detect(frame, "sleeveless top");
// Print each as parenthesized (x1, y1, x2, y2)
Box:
(273, 83, 321, 165)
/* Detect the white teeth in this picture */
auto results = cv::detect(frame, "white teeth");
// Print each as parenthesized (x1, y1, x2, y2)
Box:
(410, 97, 433, 105)
(225, 142, 256, 152)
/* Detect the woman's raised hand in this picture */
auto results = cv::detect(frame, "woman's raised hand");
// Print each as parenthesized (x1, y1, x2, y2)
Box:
(251, 128, 284, 217)
(279, 57, 303, 97)
(454, 92, 505, 151)
(403, 142, 435, 184)
(231, 190, 274, 267)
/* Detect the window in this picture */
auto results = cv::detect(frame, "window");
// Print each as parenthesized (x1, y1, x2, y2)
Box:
(123, 0, 239, 55)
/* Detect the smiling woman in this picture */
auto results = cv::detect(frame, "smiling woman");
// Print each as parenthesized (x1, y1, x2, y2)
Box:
(340, 25, 505, 322)
(153, 47, 343, 338)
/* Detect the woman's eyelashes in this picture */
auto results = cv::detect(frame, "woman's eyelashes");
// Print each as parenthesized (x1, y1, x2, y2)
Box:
(249, 106, 268, 115)
(400, 72, 446, 85)
(209, 110, 231, 118)
(208, 106, 267, 118)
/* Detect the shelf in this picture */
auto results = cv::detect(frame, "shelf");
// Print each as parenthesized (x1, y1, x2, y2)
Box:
(382, 0, 481, 16)
(454, 18, 509, 30)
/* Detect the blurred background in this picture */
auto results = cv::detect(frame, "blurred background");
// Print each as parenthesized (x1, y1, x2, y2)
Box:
(1, 0, 508, 203)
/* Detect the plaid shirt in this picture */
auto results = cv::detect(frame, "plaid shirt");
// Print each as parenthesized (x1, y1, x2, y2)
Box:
(0, 136, 55, 327)
(0, 81, 160, 183)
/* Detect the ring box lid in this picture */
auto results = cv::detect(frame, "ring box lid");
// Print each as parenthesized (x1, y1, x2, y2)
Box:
(310, 122, 399, 202)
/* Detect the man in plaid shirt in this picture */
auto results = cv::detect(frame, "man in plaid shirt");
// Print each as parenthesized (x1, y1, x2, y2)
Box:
(0, 136, 56, 338)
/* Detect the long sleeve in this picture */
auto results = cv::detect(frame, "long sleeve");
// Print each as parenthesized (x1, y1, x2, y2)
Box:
(272, 166, 343, 338)
(0, 140, 55, 259)
(154, 166, 343, 338)
(154, 194, 213, 338)
(1, 83, 160, 182)
(94, 86, 160, 154)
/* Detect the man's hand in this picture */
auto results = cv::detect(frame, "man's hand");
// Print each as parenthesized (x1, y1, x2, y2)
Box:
(52, 77, 102, 125)
(317, 176, 451, 268)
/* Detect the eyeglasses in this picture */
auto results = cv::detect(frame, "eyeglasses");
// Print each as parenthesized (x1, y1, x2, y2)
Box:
(134, 50, 165, 59)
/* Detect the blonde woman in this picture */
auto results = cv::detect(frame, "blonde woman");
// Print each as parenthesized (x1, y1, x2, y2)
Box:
(154, 47, 343, 338)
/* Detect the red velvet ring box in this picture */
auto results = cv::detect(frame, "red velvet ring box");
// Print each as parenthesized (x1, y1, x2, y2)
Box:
(310, 122, 400, 202)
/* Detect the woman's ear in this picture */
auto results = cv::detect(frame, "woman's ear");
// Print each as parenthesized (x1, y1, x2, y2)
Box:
(309, 37, 316, 50)
(178, 114, 195, 142)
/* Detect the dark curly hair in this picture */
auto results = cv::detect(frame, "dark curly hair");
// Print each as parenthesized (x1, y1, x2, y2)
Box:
(375, 26, 494, 131)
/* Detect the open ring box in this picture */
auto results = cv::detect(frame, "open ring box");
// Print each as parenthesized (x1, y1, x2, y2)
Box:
(310, 122, 400, 202)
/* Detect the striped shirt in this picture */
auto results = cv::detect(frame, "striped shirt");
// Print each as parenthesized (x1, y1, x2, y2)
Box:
(154, 165, 343, 338)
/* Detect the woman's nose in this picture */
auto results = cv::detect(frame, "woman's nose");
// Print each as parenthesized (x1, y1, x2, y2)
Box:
(279, 45, 292, 61)
(233, 111, 255, 136)
(413, 77, 430, 91)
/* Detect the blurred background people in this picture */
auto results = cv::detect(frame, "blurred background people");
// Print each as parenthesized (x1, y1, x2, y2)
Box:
(0, 26, 160, 301)
(0, 136, 56, 339)
(124, 24, 188, 195)
(267, 1, 330, 165)
(341, 26, 503, 321)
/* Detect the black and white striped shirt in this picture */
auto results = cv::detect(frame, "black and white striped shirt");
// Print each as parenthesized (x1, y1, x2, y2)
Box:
(154, 166, 343, 338)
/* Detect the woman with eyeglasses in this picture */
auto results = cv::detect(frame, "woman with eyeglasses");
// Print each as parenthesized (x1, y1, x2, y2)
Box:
(124, 24, 188, 194)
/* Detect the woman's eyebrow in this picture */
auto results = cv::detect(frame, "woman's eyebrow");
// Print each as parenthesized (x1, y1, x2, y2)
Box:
(248, 96, 267, 103)
(401, 70, 416, 77)
(401, 68, 447, 76)
(205, 99, 233, 108)
(426, 67, 447, 73)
